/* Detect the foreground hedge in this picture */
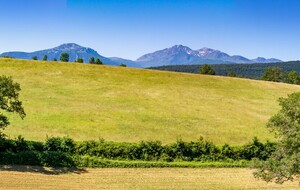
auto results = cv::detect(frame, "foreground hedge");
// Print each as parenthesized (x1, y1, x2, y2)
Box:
(0, 136, 275, 168)
(74, 156, 249, 168)
(0, 151, 248, 168)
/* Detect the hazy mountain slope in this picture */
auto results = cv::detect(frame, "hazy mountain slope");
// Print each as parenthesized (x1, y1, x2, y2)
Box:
(137, 45, 282, 66)
(0, 43, 121, 65)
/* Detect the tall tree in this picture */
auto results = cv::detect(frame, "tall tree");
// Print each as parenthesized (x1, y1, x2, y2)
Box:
(95, 58, 103, 65)
(286, 71, 300, 85)
(254, 92, 300, 184)
(76, 58, 84, 63)
(60, 52, 69, 62)
(42, 55, 48, 61)
(227, 70, 236, 77)
(261, 67, 284, 82)
(199, 64, 215, 75)
(89, 57, 95, 64)
(0, 76, 26, 136)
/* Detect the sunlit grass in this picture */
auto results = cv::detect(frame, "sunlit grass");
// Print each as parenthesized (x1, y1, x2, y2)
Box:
(1, 58, 299, 144)
(0, 166, 298, 190)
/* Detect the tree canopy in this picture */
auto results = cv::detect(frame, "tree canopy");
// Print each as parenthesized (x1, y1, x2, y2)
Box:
(227, 70, 236, 77)
(32, 56, 38, 60)
(199, 64, 215, 75)
(60, 52, 69, 62)
(286, 71, 300, 85)
(89, 57, 95, 64)
(42, 55, 48, 61)
(261, 67, 284, 82)
(149, 61, 300, 82)
(0, 76, 25, 135)
(95, 58, 103, 65)
(76, 58, 84, 63)
(254, 92, 300, 183)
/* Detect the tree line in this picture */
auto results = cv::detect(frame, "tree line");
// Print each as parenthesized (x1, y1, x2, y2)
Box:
(198, 64, 300, 85)
(31, 52, 104, 65)
(29, 52, 128, 67)
(149, 61, 300, 78)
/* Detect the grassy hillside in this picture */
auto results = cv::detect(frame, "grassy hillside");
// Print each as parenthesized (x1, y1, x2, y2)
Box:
(1, 58, 299, 144)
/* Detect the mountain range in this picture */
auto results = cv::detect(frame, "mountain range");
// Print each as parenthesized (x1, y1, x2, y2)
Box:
(0, 43, 282, 67)
(137, 45, 282, 67)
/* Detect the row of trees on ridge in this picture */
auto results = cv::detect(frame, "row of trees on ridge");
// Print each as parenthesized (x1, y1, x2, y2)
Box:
(31, 52, 104, 65)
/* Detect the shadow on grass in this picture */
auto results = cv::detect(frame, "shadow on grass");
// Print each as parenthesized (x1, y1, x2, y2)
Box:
(0, 165, 87, 175)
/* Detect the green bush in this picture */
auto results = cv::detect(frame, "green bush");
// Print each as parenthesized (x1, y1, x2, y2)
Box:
(44, 136, 75, 153)
(40, 151, 75, 167)
(0, 151, 40, 165)
(0, 136, 276, 168)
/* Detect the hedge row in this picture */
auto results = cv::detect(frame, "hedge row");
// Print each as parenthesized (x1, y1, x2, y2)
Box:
(0, 135, 276, 167)
(0, 151, 249, 168)
(73, 137, 276, 162)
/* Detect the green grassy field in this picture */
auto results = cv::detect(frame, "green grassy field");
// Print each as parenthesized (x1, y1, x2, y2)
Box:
(0, 166, 298, 190)
(1, 58, 300, 144)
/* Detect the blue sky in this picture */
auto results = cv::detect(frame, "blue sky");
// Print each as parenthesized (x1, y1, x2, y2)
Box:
(0, 0, 299, 61)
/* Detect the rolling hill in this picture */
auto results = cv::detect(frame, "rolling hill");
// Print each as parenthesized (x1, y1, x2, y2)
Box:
(1, 58, 299, 145)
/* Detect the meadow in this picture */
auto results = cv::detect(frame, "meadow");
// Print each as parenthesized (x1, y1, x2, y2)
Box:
(1, 58, 300, 145)
(0, 166, 298, 190)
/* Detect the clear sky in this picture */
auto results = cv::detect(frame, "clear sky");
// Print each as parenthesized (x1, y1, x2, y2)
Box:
(0, 0, 299, 61)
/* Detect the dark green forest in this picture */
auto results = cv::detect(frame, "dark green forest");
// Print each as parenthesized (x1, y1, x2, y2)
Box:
(148, 61, 300, 79)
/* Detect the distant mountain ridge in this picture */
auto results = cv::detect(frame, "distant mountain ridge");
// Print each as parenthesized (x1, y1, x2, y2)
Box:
(0, 43, 282, 67)
(136, 45, 282, 67)
(0, 43, 141, 67)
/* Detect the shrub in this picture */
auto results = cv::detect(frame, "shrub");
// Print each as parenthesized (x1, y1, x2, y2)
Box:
(40, 151, 75, 167)
(44, 136, 75, 153)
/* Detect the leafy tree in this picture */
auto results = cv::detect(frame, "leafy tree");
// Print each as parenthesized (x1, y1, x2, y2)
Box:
(42, 55, 48, 61)
(199, 64, 215, 75)
(261, 67, 284, 82)
(53, 58, 57, 62)
(95, 58, 103, 65)
(227, 70, 236, 77)
(60, 52, 69, 62)
(120, 63, 126, 67)
(32, 56, 38, 60)
(76, 58, 84, 63)
(254, 92, 300, 184)
(0, 76, 26, 136)
(286, 71, 300, 85)
(89, 57, 95, 64)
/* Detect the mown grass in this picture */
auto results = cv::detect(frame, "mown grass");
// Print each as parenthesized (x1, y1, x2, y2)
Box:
(73, 157, 249, 168)
(0, 166, 298, 190)
(1, 58, 300, 144)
